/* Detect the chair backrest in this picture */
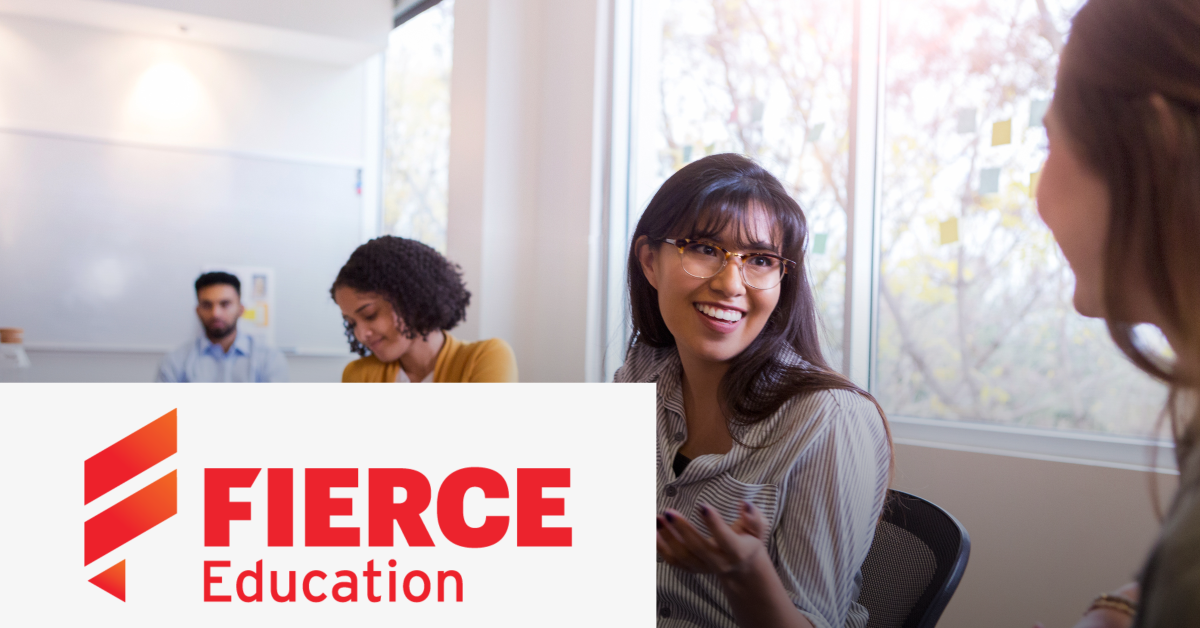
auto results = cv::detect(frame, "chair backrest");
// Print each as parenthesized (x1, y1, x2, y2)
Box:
(858, 490, 971, 628)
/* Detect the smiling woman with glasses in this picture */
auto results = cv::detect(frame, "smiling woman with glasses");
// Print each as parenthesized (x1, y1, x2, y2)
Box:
(661, 238, 797, 290)
(616, 153, 892, 628)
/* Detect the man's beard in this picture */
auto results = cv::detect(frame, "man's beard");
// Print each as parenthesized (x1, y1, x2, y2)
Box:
(204, 320, 237, 341)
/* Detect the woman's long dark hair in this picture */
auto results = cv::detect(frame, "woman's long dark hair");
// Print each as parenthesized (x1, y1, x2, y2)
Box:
(627, 153, 892, 450)
(1056, 0, 1200, 470)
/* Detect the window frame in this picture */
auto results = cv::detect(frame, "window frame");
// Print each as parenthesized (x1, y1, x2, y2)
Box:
(606, 0, 1177, 474)
(376, 0, 456, 252)
(394, 0, 446, 28)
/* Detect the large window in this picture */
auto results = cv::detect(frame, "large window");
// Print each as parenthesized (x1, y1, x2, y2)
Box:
(381, 0, 455, 252)
(626, 0, 1167, 439)
(875, 0, 1164, 436)
(631, 0, 853, 369)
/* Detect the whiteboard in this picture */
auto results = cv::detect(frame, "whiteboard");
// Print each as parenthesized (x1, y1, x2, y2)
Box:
(0, 130, 363, 355)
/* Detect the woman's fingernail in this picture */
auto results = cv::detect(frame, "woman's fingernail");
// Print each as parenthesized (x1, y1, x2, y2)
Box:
(743, 501, 753, 512)
(665, 511, 675, 523)
(699, 504, 710, 516)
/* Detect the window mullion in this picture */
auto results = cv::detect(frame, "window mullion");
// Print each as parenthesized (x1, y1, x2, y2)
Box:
(845, 0, 885, 390)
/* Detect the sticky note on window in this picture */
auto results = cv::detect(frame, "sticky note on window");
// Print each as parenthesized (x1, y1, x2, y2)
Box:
(992, 119, 1012, 146)
(812, 233, 828, 254)
(807, 122, 825, 143)
(682, 145, 693, 163)
(980, 167, 1001, 195)
(956, 108, 976, 133)
(1029, 99, 1050, 128)
(1030, 170, 1041, 198)
(752, 101, 765, 123)
(940, 217, 959, 245)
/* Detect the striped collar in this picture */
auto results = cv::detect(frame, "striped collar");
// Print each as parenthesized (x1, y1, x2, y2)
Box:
(620, 340, 822, 485)
(645, 347, 751, 484)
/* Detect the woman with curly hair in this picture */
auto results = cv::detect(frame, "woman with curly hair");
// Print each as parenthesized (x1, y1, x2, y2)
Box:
(331, 236, 518, 383)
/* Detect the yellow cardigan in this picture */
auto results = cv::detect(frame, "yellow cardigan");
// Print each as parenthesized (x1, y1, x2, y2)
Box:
(341, 333, 518, 383)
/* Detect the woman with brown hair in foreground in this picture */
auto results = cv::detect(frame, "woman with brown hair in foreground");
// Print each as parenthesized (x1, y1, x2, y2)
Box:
(1035, 0, 1200, 626)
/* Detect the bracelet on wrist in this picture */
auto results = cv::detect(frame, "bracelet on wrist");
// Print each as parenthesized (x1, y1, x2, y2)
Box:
(1086, 593, 1137, 618)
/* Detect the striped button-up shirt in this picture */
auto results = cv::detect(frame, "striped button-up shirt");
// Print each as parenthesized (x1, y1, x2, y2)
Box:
(615, 342, 890, 628)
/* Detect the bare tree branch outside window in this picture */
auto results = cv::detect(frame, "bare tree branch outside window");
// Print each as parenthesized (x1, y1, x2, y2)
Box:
(651, 0, 1167, 436)
(877, 0, 1165, 435)
(655, 0, 854, 369)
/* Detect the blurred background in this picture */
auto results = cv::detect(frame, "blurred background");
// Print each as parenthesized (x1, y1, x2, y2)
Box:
(0, 1, 1177, 627)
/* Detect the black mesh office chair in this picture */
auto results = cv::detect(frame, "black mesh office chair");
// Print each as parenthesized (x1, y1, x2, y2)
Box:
(858, 490, 971, 628)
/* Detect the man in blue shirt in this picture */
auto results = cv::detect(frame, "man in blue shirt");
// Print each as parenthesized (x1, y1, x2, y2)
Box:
(156, 272, 288, 383)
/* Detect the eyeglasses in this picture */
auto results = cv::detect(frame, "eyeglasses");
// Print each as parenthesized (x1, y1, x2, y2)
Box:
(662, 238, 796, 290)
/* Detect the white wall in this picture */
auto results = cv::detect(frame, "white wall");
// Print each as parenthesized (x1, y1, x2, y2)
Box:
(446, 0, 606, 383)
(0, 14, 366, 162)
(11, 348, 353, 383)
(894, 443, 1175, 628)
(0, 0, 392, 63)
(0, 0, 617, 383)
(108, 0, 392, 41)
(0, 12, 372, 378)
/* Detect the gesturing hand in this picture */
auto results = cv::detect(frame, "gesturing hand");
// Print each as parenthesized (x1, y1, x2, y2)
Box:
(657, 501, 770, 577)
